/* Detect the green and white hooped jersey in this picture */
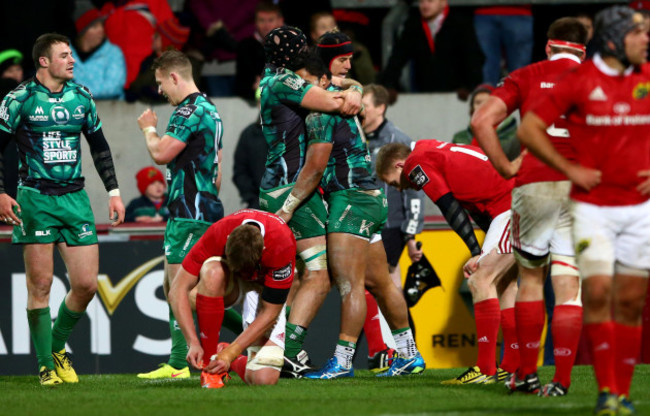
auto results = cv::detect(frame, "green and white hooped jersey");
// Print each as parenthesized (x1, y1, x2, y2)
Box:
(164, 92, 223, 222)
(0, 78, 101, 195)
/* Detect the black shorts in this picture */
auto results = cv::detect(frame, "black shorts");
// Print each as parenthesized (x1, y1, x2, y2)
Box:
(381, 227, 406, 267)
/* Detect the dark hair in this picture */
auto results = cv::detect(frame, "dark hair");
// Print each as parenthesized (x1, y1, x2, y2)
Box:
(256, 0, 282, 17)
(301, 48, 331, 80)
(310, 11, 335, 35)
(225, 224, 264, 277)
(32, 33, 69, 68)
(375, 142, 411, 177)
(151, 49, 192, 79)
(547, 17, 589, 49)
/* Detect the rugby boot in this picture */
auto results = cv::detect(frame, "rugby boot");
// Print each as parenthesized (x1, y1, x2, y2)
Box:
(304, 357, 354, 379)
(201, 371, 231, 389)
(39, 366, 63, 386)
(368, 348, 398, 373)
(377, 352, 425, 377)
(539, 381, 569, 397)
(137, 363, 190, 379)
(441, 366, 496, 385)
(52, 349, 79, 383)
(281, 349, 315, 378)
(506, 372, 541, 394)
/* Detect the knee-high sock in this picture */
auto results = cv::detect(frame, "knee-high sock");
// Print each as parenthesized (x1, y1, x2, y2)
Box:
(499, 307, 519, 374)
(363, 291, 386, 357)
(27, 307, 55, 370)
(230, 354, 248, 381)
(614, 322, 642, 397)
(515, 300, 545, 377)
(585, 321, 617, 394)
(168, 306, 189, 369)
(474, 298, 500, 375)
(551, 305, 582, 387)
(223, 308, 243, 335)
(51, 300, 83, 353)
(196, 294, 224, 368)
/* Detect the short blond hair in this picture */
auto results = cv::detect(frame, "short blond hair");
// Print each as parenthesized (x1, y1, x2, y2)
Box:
(152, 49, 192, 79)
(225, 224, 264, 277)
(375, 142, 411, 177)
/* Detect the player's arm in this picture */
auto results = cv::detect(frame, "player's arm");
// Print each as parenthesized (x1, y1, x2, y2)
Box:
(0, 129, 20, 224)
(138, 108, 187, 164)
(435, 192, 482, 257)
(85, 127, 125, 225)
(471, 96, 521, 179)
(300, 84, 362, 116)
(401, 189, 425, 262)
(276, 141, 332, 222)
(168, 266, 202, 369)
(519, 111, 600, 190)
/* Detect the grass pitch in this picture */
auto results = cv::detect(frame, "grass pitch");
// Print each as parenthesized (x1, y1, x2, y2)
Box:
(1, 365, 648, 416)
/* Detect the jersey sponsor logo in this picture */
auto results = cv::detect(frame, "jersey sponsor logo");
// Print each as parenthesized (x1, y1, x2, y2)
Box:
(0, 103, 8, 122)
(29, 106, 49, 122)
(43, 133, 78, 164)
(78, 224, 94, 239)
(272, 263, 292, 281)
(282, 76, 305, 91)
(51, 105, 70, 124)
(633, 82, 650, 99)
(586, 114, 650, 126)
(176, 105, 197, 119)
(588, 86, 607, 101)
(73, 105, 85, 120)
(408, 165, 430, 188)
(35, 230, 51, 237)
(48, 97, 63, 103)
(540, 82, 555, 89)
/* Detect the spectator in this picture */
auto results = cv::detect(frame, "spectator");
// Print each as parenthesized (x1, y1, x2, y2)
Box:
(311, 13, 375, 84)
(378, 0, 483, 99)
(473, 5, 533, 86)
(126, 16, 192, 103)
(125, 166, 169, 223)
(71, 8, 126, 100)
(102, 0, 174, 88)
(235, 1, 284, 101)
(233, 92, 267, 209)
(452, 84, 519, 161)
(0, 49, 23, 199)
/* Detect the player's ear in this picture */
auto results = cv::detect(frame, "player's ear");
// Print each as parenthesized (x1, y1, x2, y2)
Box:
(395, 161, 405, 169)
(39, 56, 49, 68)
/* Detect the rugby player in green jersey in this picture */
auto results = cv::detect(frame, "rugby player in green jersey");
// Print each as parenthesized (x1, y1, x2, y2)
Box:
(258, 26, 364, 378)
(0, 33, 125, 385)
(277, 52, 424, 379)
(136, 50, 240, 380)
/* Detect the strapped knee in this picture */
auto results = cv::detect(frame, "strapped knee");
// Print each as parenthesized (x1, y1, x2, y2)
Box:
(550, 254, 579, 278)
(299, 244, 327, 271)
(615, 261, 650, 278)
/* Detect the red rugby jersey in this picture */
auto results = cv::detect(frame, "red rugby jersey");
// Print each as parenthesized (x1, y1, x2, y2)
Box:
(493, 54, 581, 187)
(403, 140, 513, 219)
(530, 56, 650, 206)
(182, 209, 296, 290)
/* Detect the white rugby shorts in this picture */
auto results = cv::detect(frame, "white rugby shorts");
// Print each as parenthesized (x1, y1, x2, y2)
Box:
(571, 199, 650, 277)
(510, 181, 573, 257)
(242, 290, 286, 350)
(478, 210, 512, 263)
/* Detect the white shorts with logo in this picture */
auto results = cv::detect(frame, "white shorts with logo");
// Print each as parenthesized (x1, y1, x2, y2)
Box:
(571, 199, 650, 277)
(478, 210, 512, 263)
(510, 181, 573, 257)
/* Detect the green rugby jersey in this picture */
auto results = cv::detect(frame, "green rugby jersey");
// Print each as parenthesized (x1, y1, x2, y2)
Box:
(164, 92, 222, 222)
(259, 66, 313, 189)
(0, 78, 101, 195)
(305, 85, 376, 195)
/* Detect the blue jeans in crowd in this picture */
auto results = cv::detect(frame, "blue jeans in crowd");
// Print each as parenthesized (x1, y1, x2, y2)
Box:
(474, 14, 534, 86)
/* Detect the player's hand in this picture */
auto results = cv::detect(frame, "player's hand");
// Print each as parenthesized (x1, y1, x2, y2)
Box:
(275, 209, 293, 224)
(0, 193, 21, 225)
(565, 164, 601, 191)
(499, 149, 527, 179)
(340, 88, 362, 116)
(108, 196, 125, 226)
(205, 357, 230, 374)
(187, 342, 205, 370)
(637, 170, 650, 195)
(463, 255, 480, 279)
(137, 108, 158, 130)
(406, 239, 423, 263)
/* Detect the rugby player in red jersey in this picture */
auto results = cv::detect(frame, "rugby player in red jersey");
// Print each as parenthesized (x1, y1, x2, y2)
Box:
(472, 17, 589, 396)
(168, 209, 296, 388)
(518, 6, 650, 414)
(376, 140, 518, 384)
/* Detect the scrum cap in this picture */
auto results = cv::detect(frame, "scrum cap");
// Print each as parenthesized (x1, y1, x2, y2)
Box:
(594, 6, 645, 63)
(316, 31, 354, 72)
(264, 26, 307, 70)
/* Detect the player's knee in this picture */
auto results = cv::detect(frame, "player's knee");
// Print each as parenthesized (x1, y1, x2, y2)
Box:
(247, 368, 280, 385)
(302, 269, 331, 293)
(71, 279, 97, 299)
(582, 281, 610, 311)
(299, 245, 327, 272)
